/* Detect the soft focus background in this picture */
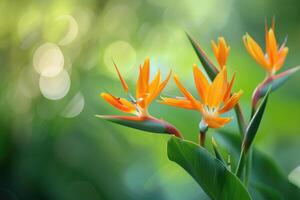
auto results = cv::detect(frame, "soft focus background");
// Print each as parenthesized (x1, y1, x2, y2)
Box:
(1, 0, 300, 199)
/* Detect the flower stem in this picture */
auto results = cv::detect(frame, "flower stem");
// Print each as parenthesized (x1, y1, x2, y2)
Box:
(199, 120, 208, 147)
(244, 147, 253, 186)
(251, 76, 271, 116)
(236, 147, 247, 179)
(199, 130, 206, 147)
(234, 104, 247, 137)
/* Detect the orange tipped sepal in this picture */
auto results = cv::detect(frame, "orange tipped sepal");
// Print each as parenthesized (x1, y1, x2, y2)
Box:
(95, 115, 182, 138)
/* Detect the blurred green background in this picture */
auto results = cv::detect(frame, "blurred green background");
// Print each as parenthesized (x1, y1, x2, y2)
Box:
(1, 0, 300, 199)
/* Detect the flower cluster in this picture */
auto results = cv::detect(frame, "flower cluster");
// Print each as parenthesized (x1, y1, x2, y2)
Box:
(97, 20, 298, 145)
(95, 19, 299, 199)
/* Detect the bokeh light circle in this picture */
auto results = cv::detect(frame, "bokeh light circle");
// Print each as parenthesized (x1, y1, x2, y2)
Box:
(56, 15, 79, 46)
(39, 69, 70, 100)
(103, 40, 136, 75)
(33, 43, 64, 77)
(61, 92, 85, 118)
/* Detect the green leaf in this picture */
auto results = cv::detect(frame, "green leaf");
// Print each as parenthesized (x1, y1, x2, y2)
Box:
(252, 150, 300, 199)
(211, 137, 226, 165)
(243, 90, 269, 152)
(236, 91, 269, 178)
(186, 33, 219, 80)
(214, 131, 300, 199)
(167, 136, 252, 200)
(250, 182, 283, 200)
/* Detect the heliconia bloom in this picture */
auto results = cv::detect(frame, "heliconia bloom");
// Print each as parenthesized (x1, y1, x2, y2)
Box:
(160, 65, 243, 128)
(243, 22, 289, 75)
(211, 37, 230, 69)
(101, 58, 171, 117)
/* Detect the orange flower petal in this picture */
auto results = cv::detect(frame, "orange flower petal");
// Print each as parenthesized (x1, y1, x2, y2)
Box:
(267, 29, 278, 66)
(207, 67, 227, 108)
(119, 98, 136, 111)
(218, 90, 243, 114)
(101, 93, 135, 113)
(218, 37, 228, 67)
(243, 35, 257, 61)
(265, 23, 270, 59)
(113, 61, 129, 93)
(146, 70, 161, 105)
(211, 37, 230, 69)
(223, 72, 236, 102)
(154, 69, 172, 100)
(142, 58, 150, 87)
(159, 97, 196, 110)
(136, 66, 147, 109)
(174, 75, 203, 112)
(193, 64, 209, 103)
(211, 40, 219, 62)
(274, 47, 288, 71)
(204, 115, 232, 128)
(244, 34, 271, 72)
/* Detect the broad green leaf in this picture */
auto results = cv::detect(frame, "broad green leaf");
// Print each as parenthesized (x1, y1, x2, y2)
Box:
(186, 33, 219, 80)
(252, 150, 300, 199)
(215, 131, 300, 199)
(167, 136, 252, 200)
(250, 182, 283, 200)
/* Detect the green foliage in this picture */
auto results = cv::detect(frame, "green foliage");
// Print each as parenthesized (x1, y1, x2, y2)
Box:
(186, 33, 218, 80)
(167, 136, 252, 200)
(167, 128, 300, 199)
(215, 131, 300, 200)
(235, 91, 270, 177)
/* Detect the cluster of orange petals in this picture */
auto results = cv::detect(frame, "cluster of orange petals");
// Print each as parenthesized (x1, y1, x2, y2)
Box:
(243, 23, 288, 75)
(101, 58, 171, 117)
(211, 37, 230, 69)
(100, 19, 292, 132)
(160, 65, 243, 128)
(101, 36, 243, 129)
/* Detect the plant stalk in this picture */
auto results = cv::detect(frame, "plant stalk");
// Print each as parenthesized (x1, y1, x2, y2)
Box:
(236, 147, 247, 179)
(199, 120, 208, 147)
(244, 147, 253, 186)
(199, 130, 206, 147)
(234, 104, 247, 137)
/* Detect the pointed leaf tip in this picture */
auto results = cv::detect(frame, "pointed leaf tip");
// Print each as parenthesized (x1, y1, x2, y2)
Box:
(112, 60, 129, 93)
(211, 137, 226, 165)
(186, 32, 219, 80)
